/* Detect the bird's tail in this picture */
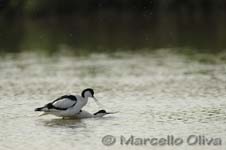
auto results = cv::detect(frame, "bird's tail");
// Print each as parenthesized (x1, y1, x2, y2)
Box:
(34, 107, 48, 112)
(35, 107, 43, 111)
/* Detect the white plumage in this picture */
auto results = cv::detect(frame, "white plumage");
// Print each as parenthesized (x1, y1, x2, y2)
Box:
(35, 88, 99, 117)
(63, 110, 116, 119)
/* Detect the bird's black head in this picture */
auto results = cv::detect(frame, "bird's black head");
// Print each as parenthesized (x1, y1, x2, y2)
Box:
(81, 88, 94, 98)
(93, 110, 107, 115)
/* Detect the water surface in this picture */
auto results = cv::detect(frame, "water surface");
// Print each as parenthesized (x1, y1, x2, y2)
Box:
(0, 50, 226, 150)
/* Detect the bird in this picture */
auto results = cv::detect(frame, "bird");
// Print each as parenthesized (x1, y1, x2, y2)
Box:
(34, 88, 100, 117)
(62, 109, 117, 119)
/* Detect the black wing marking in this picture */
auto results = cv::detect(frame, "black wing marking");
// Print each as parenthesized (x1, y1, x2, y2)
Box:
(52, 95, 77, 102)
(46, 95, 77, 110)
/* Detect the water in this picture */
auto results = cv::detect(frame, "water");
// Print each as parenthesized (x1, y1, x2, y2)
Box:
(0, 50, 226, 150)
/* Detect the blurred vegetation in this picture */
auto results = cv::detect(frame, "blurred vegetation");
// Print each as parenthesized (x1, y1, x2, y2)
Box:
(0, 0, 226, 17)
(0, 0, 226, 53)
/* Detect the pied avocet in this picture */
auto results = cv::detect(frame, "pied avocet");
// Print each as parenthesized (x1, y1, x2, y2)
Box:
(61, 110, 116, 119)
(35, 88, 101, 117)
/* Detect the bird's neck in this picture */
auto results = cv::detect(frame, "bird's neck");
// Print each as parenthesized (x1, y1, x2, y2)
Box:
(82, 96, 89, 106)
